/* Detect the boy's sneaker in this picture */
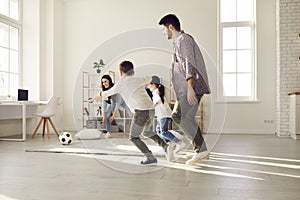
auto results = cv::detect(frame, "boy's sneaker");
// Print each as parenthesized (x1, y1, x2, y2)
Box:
(140, 157, 157, 165)
(164, 145, 174, 162)
(174, 142, 186, 153)
(185, 151, 210, 166)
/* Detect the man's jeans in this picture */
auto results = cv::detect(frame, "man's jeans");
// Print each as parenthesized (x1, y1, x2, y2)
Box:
(172, 94, 207, 153)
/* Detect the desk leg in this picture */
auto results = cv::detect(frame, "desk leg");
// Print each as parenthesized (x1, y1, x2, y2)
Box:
(22, 104, 26, 141)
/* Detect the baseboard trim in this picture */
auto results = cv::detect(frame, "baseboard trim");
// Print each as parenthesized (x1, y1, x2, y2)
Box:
(207, 129, 276, 135)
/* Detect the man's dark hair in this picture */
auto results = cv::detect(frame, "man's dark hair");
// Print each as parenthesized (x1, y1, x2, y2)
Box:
(158, 14, 181, 31)
(119, 60, 134, 75)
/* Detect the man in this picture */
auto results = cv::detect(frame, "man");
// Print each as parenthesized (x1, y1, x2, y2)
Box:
(158, 14, 211, 165)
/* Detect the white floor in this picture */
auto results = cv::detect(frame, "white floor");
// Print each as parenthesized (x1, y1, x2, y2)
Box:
(1, 134, 300, 200)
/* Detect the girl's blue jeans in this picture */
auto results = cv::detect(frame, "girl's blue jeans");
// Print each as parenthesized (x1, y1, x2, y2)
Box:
(156, 117, 179, 144)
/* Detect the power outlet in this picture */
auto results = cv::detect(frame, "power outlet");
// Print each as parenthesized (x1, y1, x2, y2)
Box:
(264, 120, 274, 123)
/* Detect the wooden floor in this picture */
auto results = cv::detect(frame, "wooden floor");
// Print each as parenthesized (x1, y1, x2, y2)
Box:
(0, 134, 300, 200)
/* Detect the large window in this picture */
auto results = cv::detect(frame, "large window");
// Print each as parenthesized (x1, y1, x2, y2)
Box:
(0, 0, 21, 99)
(218, 0, 256, 101)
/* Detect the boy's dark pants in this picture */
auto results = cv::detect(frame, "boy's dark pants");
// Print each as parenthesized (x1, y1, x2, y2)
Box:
(129, 109, 166, 156)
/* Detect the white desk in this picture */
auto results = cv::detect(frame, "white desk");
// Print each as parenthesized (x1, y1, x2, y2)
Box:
(0, 101, 46, 141)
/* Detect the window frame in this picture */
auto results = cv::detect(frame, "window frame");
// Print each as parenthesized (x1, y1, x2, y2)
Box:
(0, 0, 22, 98)
(218, 0, 257, 102)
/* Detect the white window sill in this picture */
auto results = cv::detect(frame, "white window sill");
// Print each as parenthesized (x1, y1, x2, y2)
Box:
(216, 99, 261, 104)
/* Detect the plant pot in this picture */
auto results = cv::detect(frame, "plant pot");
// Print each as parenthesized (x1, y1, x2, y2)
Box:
(96, 69, 101, 73)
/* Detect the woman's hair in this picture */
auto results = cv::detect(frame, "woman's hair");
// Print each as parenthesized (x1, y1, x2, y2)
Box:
(153, 83, 165, 104)
(101, 74, 114, 104)
(101, 74, 114, 91)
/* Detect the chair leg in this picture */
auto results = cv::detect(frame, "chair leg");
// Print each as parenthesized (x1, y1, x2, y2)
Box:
(32, 118, 43, 139)
(48, 118, 59, 137)
(45, 118, 51, 139)
(42, 118, 47, 137)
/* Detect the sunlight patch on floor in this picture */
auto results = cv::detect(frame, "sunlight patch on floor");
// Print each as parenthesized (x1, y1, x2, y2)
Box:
(0, 194, 20, 200)
(212, 152, 300, 163)
(210, 155, 300, 169)
(70, 153, 264, 180)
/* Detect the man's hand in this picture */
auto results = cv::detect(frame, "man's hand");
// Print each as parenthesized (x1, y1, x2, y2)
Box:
(187, 84, 197, 105)
(187, 78, 197, 105)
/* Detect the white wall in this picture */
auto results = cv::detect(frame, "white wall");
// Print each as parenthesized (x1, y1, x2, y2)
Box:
(20, 0, 65, 134)
(63, 0, 221, 131)
(22, 0, 40, 100)
(221, 0, 277, 134)
(21, 0, 277, 134)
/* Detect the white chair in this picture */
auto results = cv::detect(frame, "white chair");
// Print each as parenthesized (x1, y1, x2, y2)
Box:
(32, 96, 60, 139)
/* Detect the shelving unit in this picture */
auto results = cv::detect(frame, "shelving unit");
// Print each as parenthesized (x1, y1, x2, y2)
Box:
(289, 92, 300, 140)
(82, 71, 103, 129)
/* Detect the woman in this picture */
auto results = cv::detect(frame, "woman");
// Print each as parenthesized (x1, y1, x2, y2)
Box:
(148, 75, 185, 153)
(100, 75, 115, 138)
(101, 75, 132, 137)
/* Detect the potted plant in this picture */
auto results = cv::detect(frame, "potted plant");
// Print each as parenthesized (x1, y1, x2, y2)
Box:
(93, 59, 105, 73)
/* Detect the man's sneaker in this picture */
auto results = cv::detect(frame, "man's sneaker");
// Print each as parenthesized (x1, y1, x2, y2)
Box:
(164, 145, 174, 162)
(174, 142, 186, 153)
(185, 151, 210, 165)
(140, 157, 157, 165)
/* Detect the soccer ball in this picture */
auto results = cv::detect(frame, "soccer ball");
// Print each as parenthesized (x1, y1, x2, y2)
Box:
(59, 132, 73, 145)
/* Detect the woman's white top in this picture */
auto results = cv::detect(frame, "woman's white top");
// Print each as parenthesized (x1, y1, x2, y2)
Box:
(152, 88, 172, 120)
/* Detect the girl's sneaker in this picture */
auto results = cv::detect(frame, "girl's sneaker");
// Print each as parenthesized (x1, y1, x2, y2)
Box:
(164, 145, 174, 162)
(174, 142, 186, 153)
(105, 132, 111, 138)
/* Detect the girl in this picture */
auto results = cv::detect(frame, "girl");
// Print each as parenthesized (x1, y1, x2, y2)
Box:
(149, 75, 185, 153)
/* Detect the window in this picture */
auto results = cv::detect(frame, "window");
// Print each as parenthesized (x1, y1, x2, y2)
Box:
(218, 0, 256, 101)
(0, 0, 21, 99)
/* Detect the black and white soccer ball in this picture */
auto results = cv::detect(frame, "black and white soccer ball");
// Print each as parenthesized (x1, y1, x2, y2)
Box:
(59, 132, 73, 145)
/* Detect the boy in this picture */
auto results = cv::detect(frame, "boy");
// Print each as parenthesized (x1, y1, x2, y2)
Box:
(102, 60, 173, 165)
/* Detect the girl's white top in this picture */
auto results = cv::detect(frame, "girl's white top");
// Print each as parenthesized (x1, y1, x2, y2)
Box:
(152, 88, 172, 120)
